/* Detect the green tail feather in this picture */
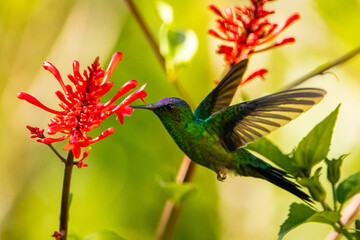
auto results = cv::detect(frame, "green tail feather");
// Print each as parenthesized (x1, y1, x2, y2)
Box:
(250, 165, 312, 202)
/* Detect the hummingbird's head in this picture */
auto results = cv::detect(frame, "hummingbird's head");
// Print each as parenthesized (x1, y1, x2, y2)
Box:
(131, 97, 193, 122)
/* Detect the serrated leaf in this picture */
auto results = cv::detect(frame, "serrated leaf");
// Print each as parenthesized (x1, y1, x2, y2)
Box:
(337, 171, 360, 204)
(156, 175, 197, 203)
(278, 203, 341, 240)
(246, 138, 296, 174)
(293, 104, 340, 177)
(78, 230, 125, 240)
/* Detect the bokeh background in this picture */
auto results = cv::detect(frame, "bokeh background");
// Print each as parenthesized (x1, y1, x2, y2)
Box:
(1, 0, 360, 239)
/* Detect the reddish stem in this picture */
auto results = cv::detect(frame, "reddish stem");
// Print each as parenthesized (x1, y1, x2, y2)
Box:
(123, 0, 165, 68)
(123, 2, 198, 239)
(155, 156, 196, 240)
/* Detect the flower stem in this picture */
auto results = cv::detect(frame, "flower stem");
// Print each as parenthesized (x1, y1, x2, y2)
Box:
(124, 1, 197, 239)
(337, 221, 353, 240)
(321, 202, 353, 239)
(123, 0, 165, 68)
(326, 193, 360, 240)
(332, 183, 338, 212)
(355, 220, 360, 240)
(46, 143, 66, 163)
(155, 156, 196, 240)
(283, 45, 360, 90)
(123, 0, 194, 107)
(59, 151, 74, 240)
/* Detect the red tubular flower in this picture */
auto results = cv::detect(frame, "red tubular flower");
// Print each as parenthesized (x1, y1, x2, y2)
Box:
(241, 68, 268, 84)
(209, 0, 300, 68)
(18, 52, 147, 160)
(52, 231, 63, 240)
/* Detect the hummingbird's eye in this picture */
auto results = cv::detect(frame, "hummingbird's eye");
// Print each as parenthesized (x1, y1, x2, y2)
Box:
(165, 104, 174, 111)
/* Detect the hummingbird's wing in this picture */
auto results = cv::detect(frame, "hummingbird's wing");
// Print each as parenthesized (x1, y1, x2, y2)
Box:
(205, 88, 326, 152)
(194, 59, 248, 120)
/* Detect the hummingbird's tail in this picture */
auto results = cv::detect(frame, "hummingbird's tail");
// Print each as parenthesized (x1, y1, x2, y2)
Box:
(250, 165, 312, 203)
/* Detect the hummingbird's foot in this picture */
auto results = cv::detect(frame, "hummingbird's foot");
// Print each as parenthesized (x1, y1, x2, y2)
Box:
(217, 169, 228, 181)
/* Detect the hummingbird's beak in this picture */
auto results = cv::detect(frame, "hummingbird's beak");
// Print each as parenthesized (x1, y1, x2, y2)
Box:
(131, 104, 155, 111)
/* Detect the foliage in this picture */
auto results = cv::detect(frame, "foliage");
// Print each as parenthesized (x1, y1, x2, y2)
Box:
(248, 105, 360, 239)
(156, 1, 198, 72)
(156, 175, 198, 204)
(337, 172, 360, 204)
(2, 0, 360, 240)
(278, 203, 340, 240)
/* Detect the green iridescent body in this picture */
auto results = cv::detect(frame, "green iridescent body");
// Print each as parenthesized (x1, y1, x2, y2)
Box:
(133, 59, 326, 201)
(156, 106, 261, 178)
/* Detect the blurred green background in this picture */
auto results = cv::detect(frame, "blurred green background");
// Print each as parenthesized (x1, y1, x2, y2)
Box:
(1, 0, 360, 239)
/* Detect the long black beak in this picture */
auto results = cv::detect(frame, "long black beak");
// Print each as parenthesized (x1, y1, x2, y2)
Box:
(131, 104, 155, 111)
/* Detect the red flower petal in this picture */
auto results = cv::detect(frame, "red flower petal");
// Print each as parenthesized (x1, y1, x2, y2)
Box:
(17, 92, 66, 115)
(209, 4, 224, 18)
(104, 80, 138, 108)
(43, 62, 67, 93)
(89, 128, 115, 143)
(102, 52, 123, 84)
(209, 3, 300, 66)
(21, 52, 147, 161)
(241, 68, 268, 85)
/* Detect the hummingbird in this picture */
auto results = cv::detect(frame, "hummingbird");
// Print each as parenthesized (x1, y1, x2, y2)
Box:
(132, 59, 326, 202)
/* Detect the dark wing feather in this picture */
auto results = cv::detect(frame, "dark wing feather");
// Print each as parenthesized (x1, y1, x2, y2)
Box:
(205, 88, 326, 152)
(194, 59, 248, 120)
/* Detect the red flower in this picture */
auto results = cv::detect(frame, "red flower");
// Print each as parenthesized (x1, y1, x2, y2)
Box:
(18, 52, 147, 161)
(52, 231, 63, 240)
(209, 0, 299, 67)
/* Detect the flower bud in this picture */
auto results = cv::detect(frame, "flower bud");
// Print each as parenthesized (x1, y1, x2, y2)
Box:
(325, 154, 348, 185)
(299, 168, 326, 203)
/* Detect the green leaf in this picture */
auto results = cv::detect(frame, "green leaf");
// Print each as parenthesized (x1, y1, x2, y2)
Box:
(293, 104, 340, 177)
(74, 230, 125, 240)
(278, 203, 341, 240)
(157, 2, 198, 70)
(337, 171, 360, 204)
(156, 175, 197, 203)
(246, 138, 296, 174)
(172, 29, 198, 65)
(160, 27, 198, 68)
(155, 1, 173, 24)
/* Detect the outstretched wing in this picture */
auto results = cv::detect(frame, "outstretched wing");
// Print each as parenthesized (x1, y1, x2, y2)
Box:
(194, 59, 248, 120)
(205, 88, 326, 152)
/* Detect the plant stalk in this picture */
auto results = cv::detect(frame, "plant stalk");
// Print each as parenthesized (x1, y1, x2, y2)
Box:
(283, 46, 360, 90)
(326, 193, 360, 240)
(46, 143, 66, 163)
(125, 2, 360, 239)
(155, 156, 196, 240)
(123, 0, 165, 69)
(337, 221, 353, 240)
(332, 183, 337, 212)
(59, 151, 74, 240)
(123, 1, 197, 239)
